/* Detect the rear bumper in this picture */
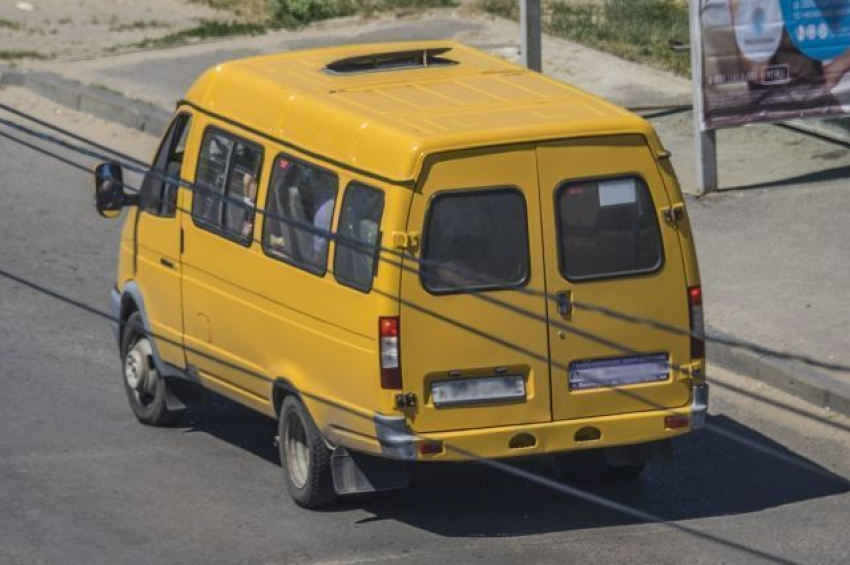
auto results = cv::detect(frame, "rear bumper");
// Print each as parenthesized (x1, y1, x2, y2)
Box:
(369, 384, 709, 462)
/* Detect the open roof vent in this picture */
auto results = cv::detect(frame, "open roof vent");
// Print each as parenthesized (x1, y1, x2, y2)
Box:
(324, 48, 458, 75)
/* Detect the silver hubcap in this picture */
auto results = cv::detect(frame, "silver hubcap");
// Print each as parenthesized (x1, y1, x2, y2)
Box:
(124, 337, 158, 405)
(284, 411, 311, 489)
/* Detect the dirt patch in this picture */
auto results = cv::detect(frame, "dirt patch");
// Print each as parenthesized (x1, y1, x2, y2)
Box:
(0, 0, 229, 62)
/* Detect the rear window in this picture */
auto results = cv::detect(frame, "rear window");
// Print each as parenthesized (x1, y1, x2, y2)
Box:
(421, 188, 529, 293)
(557, 177, 662, 281)
(334, 182, 384, 292)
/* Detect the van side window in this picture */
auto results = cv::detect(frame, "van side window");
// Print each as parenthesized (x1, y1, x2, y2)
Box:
(140, 113, 192, 217)
(421, 188, 529, 294)
(556, 176, 662, 281)
(334, 182, 384, 292)
(192, 127, 263, 245)
(263, 155, 339, 275)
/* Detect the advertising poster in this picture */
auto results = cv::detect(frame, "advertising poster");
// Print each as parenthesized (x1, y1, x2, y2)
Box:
(700, 0, 850, 128)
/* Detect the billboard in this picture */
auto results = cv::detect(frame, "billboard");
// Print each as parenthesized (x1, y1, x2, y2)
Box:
(699, 0, 850, 128)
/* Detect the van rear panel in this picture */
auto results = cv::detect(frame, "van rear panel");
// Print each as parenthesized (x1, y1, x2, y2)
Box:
(401, 135, 693, 435)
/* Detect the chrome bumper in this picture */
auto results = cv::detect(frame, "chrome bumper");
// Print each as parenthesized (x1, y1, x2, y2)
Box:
(691, 383, 709, 429)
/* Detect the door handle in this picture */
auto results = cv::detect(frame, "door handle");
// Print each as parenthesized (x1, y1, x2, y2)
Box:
(160, 258, 176, 269)
(555, 290, 573, 317)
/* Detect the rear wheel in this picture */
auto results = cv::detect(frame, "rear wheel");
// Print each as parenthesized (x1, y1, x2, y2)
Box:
(121, 312, 184, 426)
(278, 396, 337, 509)
(555, 450, 645, 482)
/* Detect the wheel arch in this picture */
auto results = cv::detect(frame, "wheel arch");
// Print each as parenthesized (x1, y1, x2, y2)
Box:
(272, 378, 301, 417)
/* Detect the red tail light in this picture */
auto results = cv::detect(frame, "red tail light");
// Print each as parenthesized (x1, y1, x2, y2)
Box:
(665, 414, 689, 429)
(688, 286, 705, 360)
(379, 317, 402, 389)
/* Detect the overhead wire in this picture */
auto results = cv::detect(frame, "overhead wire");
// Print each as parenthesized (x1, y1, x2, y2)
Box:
(1, 106, 847, 374)
(3, 104, 850, 453)
(1, 110, 848, 562)
(1, 105, 848, 481)
(0, 264, 832, 565)
(0, 115, 847, 491)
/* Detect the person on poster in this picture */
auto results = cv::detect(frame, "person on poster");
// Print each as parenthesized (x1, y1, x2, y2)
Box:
(702, 0, 850, 124)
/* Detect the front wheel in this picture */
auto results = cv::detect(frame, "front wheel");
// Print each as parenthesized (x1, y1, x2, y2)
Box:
(278, 396, 337, 509)
(121, 312, 184, 426)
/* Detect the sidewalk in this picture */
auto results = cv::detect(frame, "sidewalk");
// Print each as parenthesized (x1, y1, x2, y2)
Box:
(3, 7, 849, 415)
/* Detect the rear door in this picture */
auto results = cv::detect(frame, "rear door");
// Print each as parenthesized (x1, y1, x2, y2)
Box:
(400, 146, 551, 433)
(537, 136, 691, 420)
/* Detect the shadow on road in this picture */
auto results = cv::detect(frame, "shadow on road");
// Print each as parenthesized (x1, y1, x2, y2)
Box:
(183, 395, 848, 537)
(720, 164, 850, 193)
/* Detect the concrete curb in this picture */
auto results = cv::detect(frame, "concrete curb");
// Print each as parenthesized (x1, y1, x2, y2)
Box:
(707, 326, 850, 418)
(1, 68, 171, 137)
(2, 67, 848, 418)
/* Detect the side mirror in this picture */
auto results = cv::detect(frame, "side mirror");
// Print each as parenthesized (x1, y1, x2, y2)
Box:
(94, 162, 133, 218)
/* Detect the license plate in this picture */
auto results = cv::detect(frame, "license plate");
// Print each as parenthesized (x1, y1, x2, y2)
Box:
(569, 353, 669, 391)
(431, 375, 526, 407)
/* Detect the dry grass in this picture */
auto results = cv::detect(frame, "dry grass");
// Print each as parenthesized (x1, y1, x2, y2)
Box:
(480, 0, 690, 75)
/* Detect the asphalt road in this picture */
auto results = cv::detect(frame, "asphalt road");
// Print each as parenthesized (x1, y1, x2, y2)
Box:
(1, 125, 849, 565)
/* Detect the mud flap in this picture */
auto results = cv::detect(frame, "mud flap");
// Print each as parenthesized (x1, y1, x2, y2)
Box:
(331, 447, 411, 495)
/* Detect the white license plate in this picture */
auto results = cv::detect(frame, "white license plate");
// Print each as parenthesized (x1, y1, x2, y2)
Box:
(431, 375, 526, 407)
(569, 354, 670, 391)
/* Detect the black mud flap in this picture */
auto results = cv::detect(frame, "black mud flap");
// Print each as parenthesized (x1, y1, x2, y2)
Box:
(331, 447, 411, 495)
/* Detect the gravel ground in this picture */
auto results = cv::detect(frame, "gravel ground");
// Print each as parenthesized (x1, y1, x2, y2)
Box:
(0, 0, 228, 62)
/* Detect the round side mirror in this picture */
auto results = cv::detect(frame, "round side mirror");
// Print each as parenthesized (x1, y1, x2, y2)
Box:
(94, 162, 126, 219)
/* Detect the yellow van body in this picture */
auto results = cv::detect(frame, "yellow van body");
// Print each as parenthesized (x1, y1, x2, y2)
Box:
(109, 41, 706, 467)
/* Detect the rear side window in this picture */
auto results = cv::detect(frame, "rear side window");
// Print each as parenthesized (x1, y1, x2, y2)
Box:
(192, 128, 263, 245)
(263, 155, 339, 276)
(421, 188, 529, 294)
(557, 177, 662, 281)
(334, 183, 384, 292)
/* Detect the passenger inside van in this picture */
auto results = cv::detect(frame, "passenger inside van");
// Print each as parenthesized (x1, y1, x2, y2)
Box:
(264, 157, 338, 272)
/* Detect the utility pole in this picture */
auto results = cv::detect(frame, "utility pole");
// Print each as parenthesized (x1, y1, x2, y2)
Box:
(690, 0, 718, 194)
(521, 0, 542, 72)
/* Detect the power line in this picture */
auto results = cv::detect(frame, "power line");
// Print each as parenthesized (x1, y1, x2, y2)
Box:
(2, 106, 847, 376)
(4, 105, 850, 455)
(0, 266, 832, 565)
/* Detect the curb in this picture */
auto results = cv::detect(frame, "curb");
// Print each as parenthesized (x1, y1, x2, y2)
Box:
(707, 326, 850, 418)
(2, 67, 848, 419)
(1, 68, 171, 137)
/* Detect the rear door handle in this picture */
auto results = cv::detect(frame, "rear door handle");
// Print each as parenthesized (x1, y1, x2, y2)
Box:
(555, 290, 573, 317)
(160, 258, 176, 269)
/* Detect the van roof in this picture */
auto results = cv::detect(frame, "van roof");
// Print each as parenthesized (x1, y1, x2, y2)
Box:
(183, 40, 656, 184)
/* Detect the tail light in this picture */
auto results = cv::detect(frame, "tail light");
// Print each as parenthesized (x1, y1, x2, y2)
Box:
(379, 317, 402, 389)
(688, 286, 705, 360)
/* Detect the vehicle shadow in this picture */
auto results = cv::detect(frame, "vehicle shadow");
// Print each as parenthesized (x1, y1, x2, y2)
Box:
(720, 163, 850, 192)
(184, 395, 848, 538)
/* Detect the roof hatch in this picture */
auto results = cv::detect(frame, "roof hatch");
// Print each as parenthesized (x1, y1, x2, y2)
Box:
(324, 47, 458, 75)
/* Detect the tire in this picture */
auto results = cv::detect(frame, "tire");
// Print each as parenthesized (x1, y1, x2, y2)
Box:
(120, 312, 184, 426)
(604, 463, 645, 481)
(278, 396, 337, 509)
(555, 450, 645, 483)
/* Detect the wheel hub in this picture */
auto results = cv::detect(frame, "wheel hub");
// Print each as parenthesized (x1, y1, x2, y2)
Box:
(124, 338, 157, 403)
(284, 412, 311, 489)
